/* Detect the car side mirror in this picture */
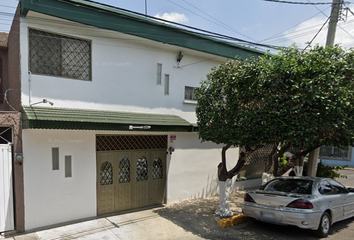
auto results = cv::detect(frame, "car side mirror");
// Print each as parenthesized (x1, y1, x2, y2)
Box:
(347, 187, 354, 193)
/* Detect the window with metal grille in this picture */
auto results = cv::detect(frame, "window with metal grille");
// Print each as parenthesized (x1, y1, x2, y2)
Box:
(100, 161, 113, 185)
(319, 146, 350, 160)
(184, 86, 197, 101)
(119, 157, 130, 183)
(29, 29, 91, 80)
(96, 135, 167, 151)
(152, 158, 163, 179)
(136, 156, 148, 181)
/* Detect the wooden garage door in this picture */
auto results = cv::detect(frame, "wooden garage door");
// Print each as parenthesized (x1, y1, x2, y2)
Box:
(97, 150, 166, 215)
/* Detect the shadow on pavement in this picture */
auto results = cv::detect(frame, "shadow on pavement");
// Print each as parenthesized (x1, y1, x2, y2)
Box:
(154, 190, 354, 240)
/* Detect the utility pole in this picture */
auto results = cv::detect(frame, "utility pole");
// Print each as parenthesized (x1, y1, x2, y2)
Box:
(326, 0, 342, 46)
(308, 0, 342, 177)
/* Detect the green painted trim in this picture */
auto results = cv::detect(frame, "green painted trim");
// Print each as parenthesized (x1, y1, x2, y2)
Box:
(22, 106, 197, 132)
(20, 0, 263, 60)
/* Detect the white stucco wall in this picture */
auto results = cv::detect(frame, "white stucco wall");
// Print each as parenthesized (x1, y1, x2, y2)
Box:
(20, 12, 226, 123)
(166, 133, 239, 203)
(22, 129, 97, 230)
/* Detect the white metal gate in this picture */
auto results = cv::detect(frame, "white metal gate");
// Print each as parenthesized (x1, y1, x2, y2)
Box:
(0, 144, 14, 232)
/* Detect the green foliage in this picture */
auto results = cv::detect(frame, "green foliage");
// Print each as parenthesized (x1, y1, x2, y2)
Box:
(196, 45, 354, 160)
(279, 155, 287, 167)
(316, 161, 347, 179)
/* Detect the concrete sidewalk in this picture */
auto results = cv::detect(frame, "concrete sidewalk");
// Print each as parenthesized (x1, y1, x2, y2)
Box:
(5, 207, 204, 240)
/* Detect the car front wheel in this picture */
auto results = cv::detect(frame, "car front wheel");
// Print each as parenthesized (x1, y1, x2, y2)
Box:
(316, 212, 331, 238)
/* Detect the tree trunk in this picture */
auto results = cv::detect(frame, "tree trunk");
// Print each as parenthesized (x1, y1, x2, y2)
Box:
(215, 144, 232, 217)
(215, 144, 251, 217)
(215, 179, 233, 217)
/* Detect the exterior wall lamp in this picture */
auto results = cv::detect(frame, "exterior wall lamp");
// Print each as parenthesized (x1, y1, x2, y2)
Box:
(177, 52, 183, 64)
(174, 52, 184, 69)
(30, 98, 54, 106)
(128, 125, 151, 130)
(168, 146, 175, 154)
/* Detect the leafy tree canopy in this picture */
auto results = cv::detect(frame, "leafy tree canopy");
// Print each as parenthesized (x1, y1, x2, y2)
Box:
(196, 45, 354, 177)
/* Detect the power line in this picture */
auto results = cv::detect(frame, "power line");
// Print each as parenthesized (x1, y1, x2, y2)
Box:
(179, 0, 257, 42)
(261, 0, 347, 4)
(53, 0, 281, 50)
(304, 16, 330, 49)
(259, 8, 330, 43)
(307, 0, 354, 41)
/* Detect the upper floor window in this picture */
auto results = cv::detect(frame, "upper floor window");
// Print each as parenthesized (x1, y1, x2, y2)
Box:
(29, 29, 91, 80)
(184, 86, 197, 101)
(319, 146, 350, 160)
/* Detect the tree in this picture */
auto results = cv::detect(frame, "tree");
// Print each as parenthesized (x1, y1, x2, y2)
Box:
(196, 45, 354, 215)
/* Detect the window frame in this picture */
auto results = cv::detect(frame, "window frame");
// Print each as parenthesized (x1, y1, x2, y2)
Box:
(184, 86, 198, 103)
(28, 28, 92, 81)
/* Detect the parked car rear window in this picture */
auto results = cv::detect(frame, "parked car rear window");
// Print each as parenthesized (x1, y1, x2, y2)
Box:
(260, 179, 313, 194)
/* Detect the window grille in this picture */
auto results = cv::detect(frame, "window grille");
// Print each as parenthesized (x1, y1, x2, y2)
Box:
(119, 157, 131, 183)
(0, 127, 12, 144)
(152, 158, 163, 179)
(100, 161, 113, 185)
(184, 86, 197, 101)
(319, 146, 350, 160)
(96, 135, 167, 151)
(29, 29, 91, 80)
(136, 156, 148, 181)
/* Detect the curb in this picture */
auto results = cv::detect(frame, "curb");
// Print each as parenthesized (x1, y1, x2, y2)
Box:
(217, 214, 248, 228)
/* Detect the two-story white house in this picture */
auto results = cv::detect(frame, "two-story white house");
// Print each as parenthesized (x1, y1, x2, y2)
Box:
(2, 0, 264, 232)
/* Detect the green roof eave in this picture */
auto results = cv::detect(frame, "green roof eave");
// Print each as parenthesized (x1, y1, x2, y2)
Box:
(22, 106, 197, 132)
(20, 0, 263, 60)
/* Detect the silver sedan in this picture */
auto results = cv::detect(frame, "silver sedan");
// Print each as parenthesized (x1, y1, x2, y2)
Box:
(242, 176, 354, 237)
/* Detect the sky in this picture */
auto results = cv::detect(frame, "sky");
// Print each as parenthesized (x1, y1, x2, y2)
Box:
(1, 0, 354, 52)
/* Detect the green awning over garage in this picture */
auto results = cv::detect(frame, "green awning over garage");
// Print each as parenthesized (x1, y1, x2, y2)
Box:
(22, 106, 196, 132)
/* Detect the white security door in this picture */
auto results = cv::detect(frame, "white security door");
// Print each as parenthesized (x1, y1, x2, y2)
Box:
(0, 144, 14, 232)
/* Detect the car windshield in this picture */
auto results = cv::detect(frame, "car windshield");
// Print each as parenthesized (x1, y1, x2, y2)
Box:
(260, 179, 313, 194)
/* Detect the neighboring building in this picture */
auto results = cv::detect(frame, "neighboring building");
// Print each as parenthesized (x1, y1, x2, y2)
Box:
(0, 24, 24, 233)
(319, 146, 354, 167)
(2, 0, 264, 232)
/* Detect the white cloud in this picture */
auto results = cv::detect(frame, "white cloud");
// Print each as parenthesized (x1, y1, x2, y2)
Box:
(283, 17, 354, 49)
(154, 12, 188, 24)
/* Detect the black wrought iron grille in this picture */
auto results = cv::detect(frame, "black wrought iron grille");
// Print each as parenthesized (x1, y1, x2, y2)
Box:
(136, 156, 148, 181)
(29, 29, 91, 80)
(119, 157, 131, 183)
(100, 161, 113, 185)
(152, 158, 163, 179)
(96, 135, 168, 151)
